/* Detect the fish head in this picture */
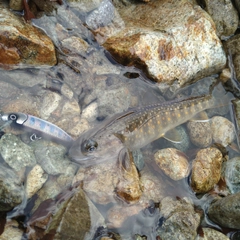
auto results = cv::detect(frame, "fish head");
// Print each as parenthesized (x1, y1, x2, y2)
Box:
(68, 128, 124, 166)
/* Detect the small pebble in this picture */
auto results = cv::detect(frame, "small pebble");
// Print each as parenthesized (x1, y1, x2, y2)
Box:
(191, 147, 223, 193)
(211, 116, 235, 147)
(154, 148, 189, 180)
(187, 112, 212, 148)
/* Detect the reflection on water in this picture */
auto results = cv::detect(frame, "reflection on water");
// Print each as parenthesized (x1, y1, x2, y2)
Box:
(0, 1, 239, 239)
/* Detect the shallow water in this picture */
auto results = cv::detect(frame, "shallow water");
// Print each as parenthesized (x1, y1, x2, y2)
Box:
(0, 1, 240, 239)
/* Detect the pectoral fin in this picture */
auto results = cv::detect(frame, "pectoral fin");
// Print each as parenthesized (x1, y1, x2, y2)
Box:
(163, 128, 182, 143)
(189, 111, 209, 122)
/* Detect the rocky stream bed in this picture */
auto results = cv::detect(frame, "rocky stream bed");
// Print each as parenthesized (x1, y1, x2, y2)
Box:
(0, 0, 240, 239)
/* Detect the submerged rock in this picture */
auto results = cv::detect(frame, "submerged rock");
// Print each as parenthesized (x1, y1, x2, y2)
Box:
(0, 2, 56, 68)
(157, 197, 202, 240)
(73, 154, 142, 205)
(33, 140, 77, 176)
(225, 157, 240, 194)
(28, 186, 92, 240)
(208, 193, 240, 229)
(191, 147, 222, 193)
(25, 164, 48, 199)
(187, 113, 212, 148)
(0, 133, 36, 172)
(107, 202, 160, 239)
(102, 0, 225, 90)
(0, 220, 23, 240)
(0, 164, 24, 211)
(154, 148, 189, 180)
(211, 116, 235, 147)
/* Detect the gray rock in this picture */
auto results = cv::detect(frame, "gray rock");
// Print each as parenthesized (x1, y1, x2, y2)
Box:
(33, 140, 77, 176)
(85, 0, 115, 30)
(203, 0, 239, 39)
(157, 197, 201, 240)
(225, 157, 240, 194)
(0, 133, 36, 172)
(187, 114, 212, 148)
(0, 164, 24, 211)
(208, 193, 240, 229)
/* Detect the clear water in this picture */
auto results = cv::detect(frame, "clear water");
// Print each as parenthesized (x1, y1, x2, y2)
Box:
(0, 1, 239, 239)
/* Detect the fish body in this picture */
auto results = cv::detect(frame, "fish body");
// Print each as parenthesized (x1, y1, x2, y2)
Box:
(69, 84, 231, 166)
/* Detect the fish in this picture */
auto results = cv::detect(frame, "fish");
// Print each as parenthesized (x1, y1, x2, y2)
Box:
(68, 83, 232, 166)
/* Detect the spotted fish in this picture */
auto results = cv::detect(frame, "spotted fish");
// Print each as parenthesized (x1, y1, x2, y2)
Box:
(69, 83, 232, 166)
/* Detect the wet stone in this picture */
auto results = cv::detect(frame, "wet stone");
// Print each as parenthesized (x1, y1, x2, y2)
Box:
(40, 92, 62, 120)
(0, 164, 24, 211)
(195, 227, 230, 240)
(154, 148, 189, 181)
(33, 140, 77, 176)
(9, 0, 23, 11)
(32, 178, 62, 213)
(0, 133, 36, 172)
(140, 168, 165, 203)
(187, 116, 212, 148)
(191, 147, 222, 193)
(225, 157, 240, 194)
(224, 34, 240, 81)
(211, 116, 235, 147)
(0, 220, 23, 240)
(208, 193, 240, 229)
(72, 161, 119, 205)
(57, 117, 90, 138)
(81, 101, 98, 122)
(0, 2, 56, 68)
(103, 0, 226, 90)
(28, 187, 91, 239)
(157, 197, 201, 240)
(25, 164, 48, 199)
(203, 0, 239, 39)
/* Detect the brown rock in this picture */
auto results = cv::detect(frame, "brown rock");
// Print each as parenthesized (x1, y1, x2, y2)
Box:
(102, 0, 225, 89)
(9, 0, 23, 11)
(0, 3, 56, 68)
(154, 148, 189, 180)
(191, 147, 223, 193)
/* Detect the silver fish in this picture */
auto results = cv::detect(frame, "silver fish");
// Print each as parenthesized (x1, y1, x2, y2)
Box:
(69, 83, 232, 166)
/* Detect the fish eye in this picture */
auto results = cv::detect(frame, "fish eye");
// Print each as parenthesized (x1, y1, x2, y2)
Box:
(83, 139, 98, 153)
